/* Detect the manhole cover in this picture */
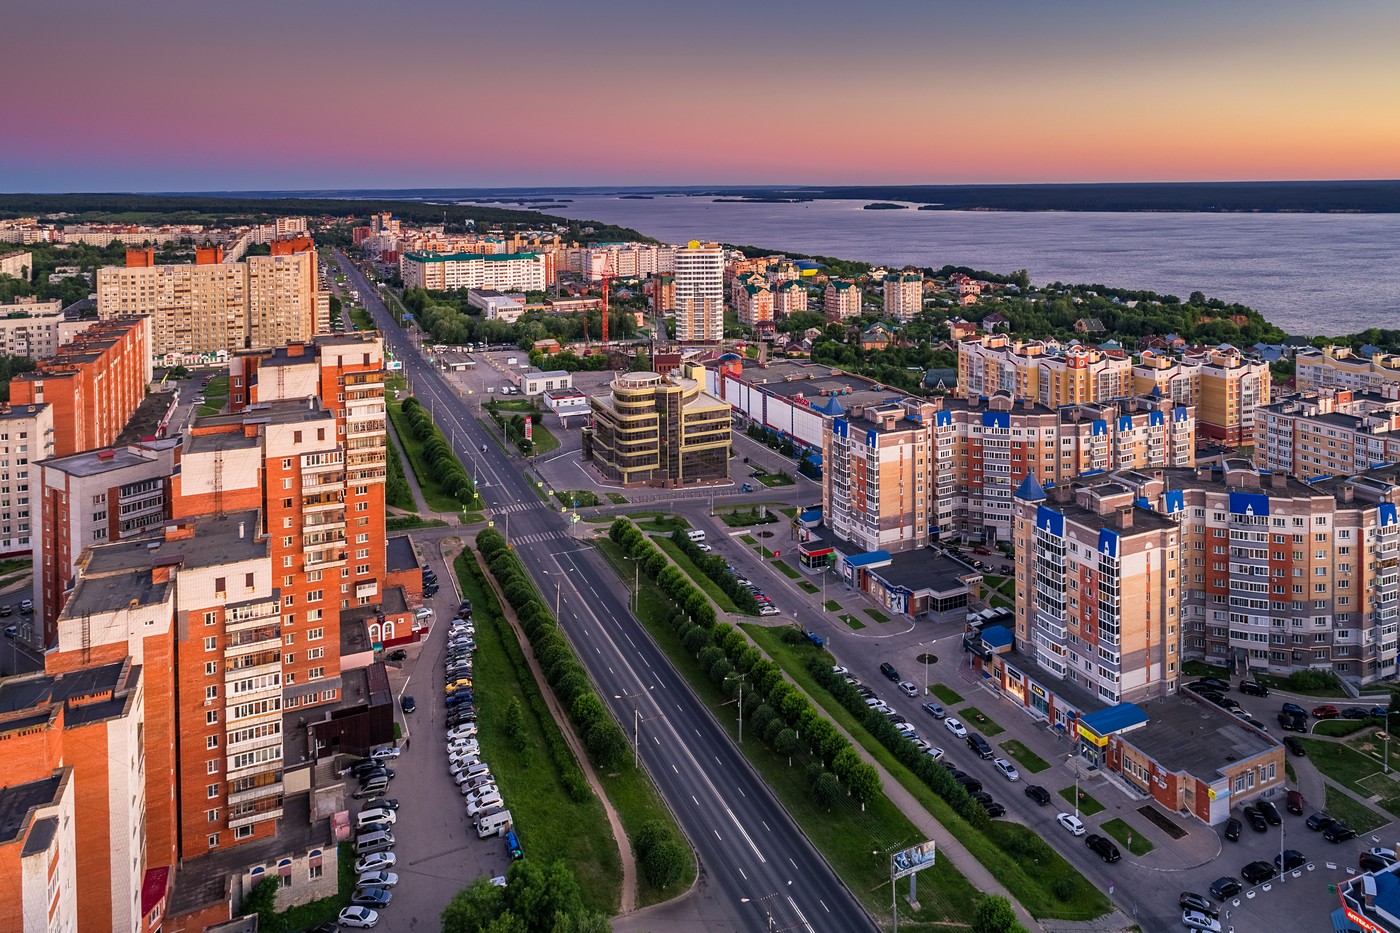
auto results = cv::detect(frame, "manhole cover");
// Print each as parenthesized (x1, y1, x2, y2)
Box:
(916, 653, 938, 665)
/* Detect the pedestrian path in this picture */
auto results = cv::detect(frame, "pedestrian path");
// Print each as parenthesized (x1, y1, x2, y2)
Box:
(386, 418, 432, 514)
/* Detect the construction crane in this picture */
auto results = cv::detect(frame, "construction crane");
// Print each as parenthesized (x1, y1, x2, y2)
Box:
(597, 252, 614, 350)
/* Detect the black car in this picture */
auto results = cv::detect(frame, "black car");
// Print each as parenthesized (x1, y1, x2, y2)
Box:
(1209, 876, 1243, 900)
(1324, 822, 1358, 843)
(1242, 806, 1268, 832)
(969, 790, 995, 806)
(374, 799, 400, 811)
(1256, 800, 1282, 825)
(880, 662, 900, 681)
(981, 800, 1007, 818)
(401, 695, 416, 714)
(386, 648, 407, 661)
(349, 760, 381, 779)
(1281, 702, 1308, 719)
(1024, 784, 1052, 806)
(1274, 849, 1307, 872)
(1239, 680, 1270, 697)
(1223, 818, 1242, 841)
(1240, 860, 1276, 885)
(1343, 706, 1373, 720)
(358, 766, 394, 784)
(1361, 852, 1393, 873)
(1085, 834, 1121, 863)
(954, 775, 983, 794)
(1179, 892, 1219, 917)
(1193, 677, 1231, 693)
(351, 886, 393, 908)
(1306, 812, 1336, 831)
(457, 599, 473, 615)
(1198, 690, 1225, 705)
(1283, 736, 1307, 756)
(424, 583, 439, 597)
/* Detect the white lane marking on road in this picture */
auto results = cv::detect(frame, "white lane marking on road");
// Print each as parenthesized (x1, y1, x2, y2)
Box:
(714, 829, 722, 841)
(762, 820, 771, 832)
(739, 867, 747, 881)
(692, 795, 699, 806)
(737, 787, 745, 798)
(726, 807, 766, 864)
(625, 634, 636, 647)
(788, 857, 797, 870)
(787, 896, 814, 933)
(819, 899, 829, 913)
(672, 765, 678, 774)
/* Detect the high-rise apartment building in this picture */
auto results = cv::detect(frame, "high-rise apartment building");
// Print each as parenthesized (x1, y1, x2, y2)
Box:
(672, 242, 724, 343)
(734, 281, 774, 326)
(1255, 390, 1400, 479)
(883, 271, 923, 321)
(34, 438, 180, 638)
(96, 240, 323, 357)
(823, 278, 861, 320)
(1194, 347, 1271, 446)
(0, 298, 94, 358)
(0, 403, 53, 558)
(773, 280, 807, 317)
(1296, 346, 1400, 394)
(958, 336, 1136, 409)
(582, 364, 731, 487)
(648, 273, 675, 313)
(399, 251, 546, 292)
(8, 316, 152, 457)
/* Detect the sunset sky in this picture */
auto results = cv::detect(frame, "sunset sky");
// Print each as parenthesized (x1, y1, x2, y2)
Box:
(5, 0, 1398, 191)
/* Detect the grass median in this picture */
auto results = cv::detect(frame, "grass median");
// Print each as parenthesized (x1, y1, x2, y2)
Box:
(1058, 786, 1105, 816)
(455, 553, 621, 913)
(958, 706, 1005, 737)
(387, 397, 473, 512)
(1299, 737, 1400, 817)
(594, 539, 983, 926)
(198, 375, 228, 416)
(1323, 786, 1390, 834)
(1099, 818, 1154, 857)
(653, 537, 740, 613)
(930, 684, 964, 706)
(740, 623, 1111, 921)
(999, 740, 1051, 774)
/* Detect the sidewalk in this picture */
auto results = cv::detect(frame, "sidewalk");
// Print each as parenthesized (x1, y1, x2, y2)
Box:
(386, 413, 432, 515)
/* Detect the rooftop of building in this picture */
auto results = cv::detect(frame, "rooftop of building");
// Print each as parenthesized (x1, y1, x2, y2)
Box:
(1155, 465, 1352, 500)
(998, 647, 1109, 716)
(169, 791, 330, 916)
(385, 535, 417, 574)
(0, 403, 48, 421)
(1126, 695, 1278, 777)
(869, 547, 978, 595)
(404, 250, 539, 262)
(115, 389, 177, 446)
(0, 659, 132, 720)
(525, 370, 571, 380)
(0, 772, 64, 846)
(39, 438, 179, 478)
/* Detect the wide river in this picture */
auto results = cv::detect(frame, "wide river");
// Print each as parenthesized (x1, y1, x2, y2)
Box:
(483, 194, 1400, 337)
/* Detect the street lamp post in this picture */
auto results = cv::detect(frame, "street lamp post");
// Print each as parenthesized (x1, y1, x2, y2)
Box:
(724, 673, 747, 744)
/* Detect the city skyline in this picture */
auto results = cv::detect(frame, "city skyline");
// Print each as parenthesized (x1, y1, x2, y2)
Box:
(3, 0, 1398, 191)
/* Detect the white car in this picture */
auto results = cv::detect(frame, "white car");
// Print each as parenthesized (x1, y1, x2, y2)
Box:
(832, 666, 849, 676)
(448, 742, 481, 759)
(1372, 846, 1398, 862)
(758, 606, 781, 616)
(356, 870, 399, 888)
(925, 746, 945, 761)
(447, 724, 478, 740)
(1057, 812, 1086, 836)
(413, 608, 434, 622)
(338, 906, 380, 928)
(1182, 909, 1222, 933)
(944, 718, 968, 738)
(458, 771, 492, 791)
(490, 875, 508, 887)
(993, 758, 1020, 782)
(466, 794, 504, 817)
(358, 806, 397, 826)
(354, 852, 397, 874)
(449, 755, 482, 774)
(370, 746, 400, 760)
(696, 543, 713, 552)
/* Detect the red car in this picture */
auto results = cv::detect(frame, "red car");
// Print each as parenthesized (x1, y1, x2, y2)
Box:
(1313, 705, 1340, 719)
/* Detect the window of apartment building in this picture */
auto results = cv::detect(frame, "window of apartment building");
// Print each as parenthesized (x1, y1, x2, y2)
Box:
(283, 613, 295, 626)
(207, 784, 220, 799)
(204, 636, 217, 651)
(293, 431, 302, 444)
(318, 428, 326, 441)
(284, 517, 294, 529)
(92, 528, 106, 541)
(283, 498, 293, 509)
(283, 536, 294, 548)
(356, 549, 368, 559)
(283, 478, 293, 490)
(205, 661, 217, 676)
(208, 834, 220, 849)
(308, 647, 324, 661)
(283, 594, 294, 607)
(355, 501, 368, 512)
(309, 667, 324, 680)
(356, 533, 368, 544)
(235, 826, 254, 840)
(308, 627, 324, 641)
(284, 556, 294, 567)
(357, 517, 369, 527)
(284, 633, 294, 646)
(282, 458, 293, 470)
(206, 735, 218, 749)
(205, 685, 218, 701)
(306, 570, 322, 583)
(286, 672, 295, 684)
(207, 809, 219, 823)
(321, 689, 337, 702)
(356, 564, 370, 576)
(214, 577, 226, 595)
(206, 710, 218, 725)
(307, 609, 322, 623)
(284, 575, 294, 588)
(284, 653, 295, 665)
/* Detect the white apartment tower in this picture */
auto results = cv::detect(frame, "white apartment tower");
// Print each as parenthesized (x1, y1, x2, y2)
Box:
(673, 241, 724, 343)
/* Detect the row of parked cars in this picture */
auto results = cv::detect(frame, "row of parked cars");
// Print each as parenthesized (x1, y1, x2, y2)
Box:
(340, 744, 404, 928)
(690, 530, 781, 617)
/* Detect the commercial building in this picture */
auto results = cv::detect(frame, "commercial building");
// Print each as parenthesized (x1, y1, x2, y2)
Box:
(399, 250, 546, 292)
(672, 242, 724, 343)
(1255, 389, 1400, 479)
(582, 364, 731, 487)
(96, 240, 324, 358)
(519, 369, 573, 396)
(883, 271, 923, 320)
(0, 298, 94, 359)
(466, 289, 526, 322)
(773, 279, 807, 317)
(33, 439, 180, 637)
(823, 278, 861, 320)
(0, 249, 33, 281)
(1297, 345, 1400, 394)
(0, 403, 53, 558)
(8, 316, 153, 457)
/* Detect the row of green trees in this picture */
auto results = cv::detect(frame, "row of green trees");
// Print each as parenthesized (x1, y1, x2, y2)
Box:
(476, 529, 689, 889)
(399, 396, 475, 505)
(385, 437, 413, 510)
(608, 519, 882, 809)
(441, 858, 612, 933)
(667, 530, 761, 613)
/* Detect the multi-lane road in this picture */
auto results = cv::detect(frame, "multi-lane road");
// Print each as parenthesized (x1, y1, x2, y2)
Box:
(336, 253, 874, 932)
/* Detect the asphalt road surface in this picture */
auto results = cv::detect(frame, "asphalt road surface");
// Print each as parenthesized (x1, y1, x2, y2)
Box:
(337, 253, 874, 932)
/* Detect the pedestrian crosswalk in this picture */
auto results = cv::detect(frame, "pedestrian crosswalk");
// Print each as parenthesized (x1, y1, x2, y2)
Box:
(495, 502, 537, 513)
(509, 531, 563, 546)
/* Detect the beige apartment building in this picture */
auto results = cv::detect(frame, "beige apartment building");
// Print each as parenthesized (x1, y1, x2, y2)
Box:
(583, 364, 730, 487)
(958, 336, 1136, 409)
(400, 250, 546, 292)
(1296, 345, 1400, 395)
(735, 281, 774, 326)
(1195, 347, 1271, 445)
(823, 278, 861, 320)
(0, 299, 93, 359)
(883, 271, 923, 320)
(0, 249, 33, 280)
(773, 279, 807, 317)
(672, 242, 724, 343)
(1256, 389, 1400, 478)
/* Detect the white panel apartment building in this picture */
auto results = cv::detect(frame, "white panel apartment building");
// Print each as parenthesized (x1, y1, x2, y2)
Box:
(672, 242, 724, 343)
(400, 251, 546, 292)
(883, 272, 923, 321)
(0, 403, 54, 557)
(0, 300, 93, 359)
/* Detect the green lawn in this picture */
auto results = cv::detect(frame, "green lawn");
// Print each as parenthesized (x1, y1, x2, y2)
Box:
(823, 599, 842, 612)
(799, 582, 820, 594)
(930, 684, 964, 706)
(606, 493, 628, 504)
(554, 490, 601, 508)
(741, 623, 1110, 921)
(715, 508, 780, 527)
(592, 541, 983, 926)
(740, 534, 758, 546)
(653, 537, 741, 613)
(349, 307, 373, 330)
(771, 561, 800, 580)
(864, 608, 890, 624)
(1323, 785, 1390, 834)
(0, 558, 31, 575)
(386, 398, 473, 512)
(198, 375, 228, 416)
(839, 614, 866, 630)
(1099, 818, 1154, 857)
(753, 471, 795, 487)
(628, 512, 689, 534)
(958, 706, 1005, 737)
(1298, 738, 1389, 799)
(1058, 785, 1105, 816)
(1314, 719, 1376, 738)
(385, 515, 448, 531)
(999, 739, 1051, 774)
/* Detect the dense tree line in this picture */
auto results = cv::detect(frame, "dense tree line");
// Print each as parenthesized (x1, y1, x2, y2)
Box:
(0, 241, 127, 306)
(402, 287, 639, 351)
(668, 530, 761, 613)
(399, 397, 475, 505)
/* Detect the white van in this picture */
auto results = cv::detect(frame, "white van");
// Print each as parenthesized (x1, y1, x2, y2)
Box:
(476, 808, 512, 838)
(355, 829, 395, 855)
(686, 530, 706, 542)
(357, 807, 397, 829)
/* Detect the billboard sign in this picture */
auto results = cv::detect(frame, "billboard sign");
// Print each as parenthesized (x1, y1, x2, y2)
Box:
(891, 840, 936, 881)
(525, 416, 533, 442)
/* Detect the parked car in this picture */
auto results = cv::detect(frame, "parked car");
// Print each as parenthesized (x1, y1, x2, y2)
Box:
(1281, 702, 1309, 718)
(924, 746, 945, 761)
(370, 746, 400, 761)
(1057, 813, 1087, 836)
(1243, 806, 1268, 832)
(758, 606, 781, 616)
(1277, 713, 1307, 732)
(993, 758, 1020, 782)
(386, 648, 407, 661)
(1373, 706, 1392, 719)
(1256, 800, 1282, 825)
(1223, 818, 1241, 841)
(921, 702, 945, 719)
(944, 718, 968, 738)
(350, 887, 392, 909)
(400, 695, 416, 714)
(1371, 846, 1398, 862)
(1182, 908, 1223, 932)
(954, 774, 983, 794)
(338, 906, 380, 928)
(1324, 822, 1357, 843)
(880, 662, 900, 681)
(19, 599, 32, 614)
(354, 852, 397, 874)
(1287, 790, 1305, 814)
(1192, 677, 1231, 693)
(898, 681, 919, 698)
(1313, 705, 1341, 719)
(1179, 892, 1219, 917)
(1024, 785, 1052, 806)
(1085, 833, 1121, 863)
(1209, 876, 1242, 900)
(1239, 680, 1270, 697)
(356, 870, 399, 888)
(1306, 812, 1336, 831)
(1361, 852, 1394, 873)
(1284, 736, 1307, 756)
(1342, 706, 1373, 720)
(1240, 860, 1276, 885)
(981, 799, 1007, 818)
(1275, 849, 1307, 872)
(0, 604, 12, 617)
